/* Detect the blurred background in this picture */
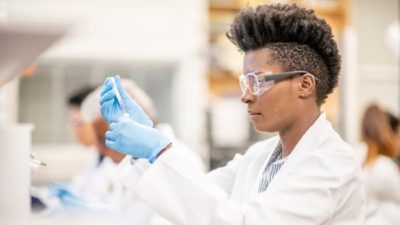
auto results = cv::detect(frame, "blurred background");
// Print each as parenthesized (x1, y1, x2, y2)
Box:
(0, 0, 399, 224)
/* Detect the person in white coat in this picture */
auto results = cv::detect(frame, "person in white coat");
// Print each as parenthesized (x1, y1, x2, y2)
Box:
(82, 79, 204, 224)
(386, 111, 400, 167)
(358, 104, 400, 225)
(99, 3, 365, 225)
(81, 79, 162, 224)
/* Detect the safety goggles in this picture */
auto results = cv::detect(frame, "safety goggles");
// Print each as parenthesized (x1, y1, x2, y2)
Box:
(239, 70, 314, 96)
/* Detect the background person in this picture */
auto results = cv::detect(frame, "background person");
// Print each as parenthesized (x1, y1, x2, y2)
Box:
(81, 78, 204, 224)
(360, 104, 400, 225)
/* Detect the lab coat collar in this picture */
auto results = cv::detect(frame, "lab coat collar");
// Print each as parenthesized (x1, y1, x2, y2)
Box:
(261, 112, 336, 192)
(286, 112, 332, 157)
(265, 112, 331, 162)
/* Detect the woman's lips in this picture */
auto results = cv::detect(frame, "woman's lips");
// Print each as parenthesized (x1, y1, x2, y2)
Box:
(248, 110, 262, 119)
(248, 110, 262, 115)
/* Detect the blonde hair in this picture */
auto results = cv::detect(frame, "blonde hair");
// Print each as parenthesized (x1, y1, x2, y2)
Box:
(361, 104, 396, 166)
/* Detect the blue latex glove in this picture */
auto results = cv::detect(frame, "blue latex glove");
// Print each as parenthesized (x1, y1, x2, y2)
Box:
(100, 75, 153, 126)
(105, 117, 171, 163)
(48, 182, 83, 207)
(48, 182, 75, 199)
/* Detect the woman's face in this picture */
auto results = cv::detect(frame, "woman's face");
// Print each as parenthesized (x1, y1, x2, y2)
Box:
(68, 106, 96, 146)
(241, 48, 302, 133)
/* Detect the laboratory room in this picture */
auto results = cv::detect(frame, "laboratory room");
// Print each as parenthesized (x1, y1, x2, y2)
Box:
(0, 0, 399, 224)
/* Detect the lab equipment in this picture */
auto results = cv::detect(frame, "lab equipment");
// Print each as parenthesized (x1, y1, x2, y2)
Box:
(0, 24, 66, 225)
(105, 118, 170, 163)
(30, 153, 46, 172)
(100, 75, 153, 127)
(0, 124, 33, 225)
(0, 25, 65, 87)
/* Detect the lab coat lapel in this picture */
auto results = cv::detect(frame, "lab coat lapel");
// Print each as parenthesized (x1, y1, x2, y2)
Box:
(247, 137, 281, 197)
(265, 112, 331, 192)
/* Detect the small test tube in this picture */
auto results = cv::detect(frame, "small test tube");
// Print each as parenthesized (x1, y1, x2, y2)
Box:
(110, 77, 130, 119)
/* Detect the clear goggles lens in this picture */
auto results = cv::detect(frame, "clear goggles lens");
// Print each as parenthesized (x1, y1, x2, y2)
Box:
(239, 73, 274, 96)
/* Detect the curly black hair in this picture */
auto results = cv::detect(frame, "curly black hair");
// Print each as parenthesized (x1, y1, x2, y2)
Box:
(226, 4, 341, 105)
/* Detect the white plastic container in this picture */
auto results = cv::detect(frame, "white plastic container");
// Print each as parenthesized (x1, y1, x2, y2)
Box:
(0, 123, 33, 225)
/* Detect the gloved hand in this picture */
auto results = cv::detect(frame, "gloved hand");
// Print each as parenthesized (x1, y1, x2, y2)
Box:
(100, 75, 153, 126)
(48, 182, 75, 198)
(48, 182, 83, 207)
(105, 117, 171, 163)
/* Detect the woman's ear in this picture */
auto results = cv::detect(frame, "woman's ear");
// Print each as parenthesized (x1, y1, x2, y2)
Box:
(299, 73, 317, 98)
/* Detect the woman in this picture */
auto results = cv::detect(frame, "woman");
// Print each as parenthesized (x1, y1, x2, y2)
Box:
(361, 104, 400, 225)
(100, 3, 365, 225)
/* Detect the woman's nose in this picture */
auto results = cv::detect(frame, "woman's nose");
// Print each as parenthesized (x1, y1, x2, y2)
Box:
(240, 88, 256, 104)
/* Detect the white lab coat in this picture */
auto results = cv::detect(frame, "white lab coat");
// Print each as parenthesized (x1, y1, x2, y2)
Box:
(120, 113, 365, 225)
(108, 123, 204, 225)
(359, 151, 400, 225)
(71, 156, 117, 203)
(105, 170, 156, 225)
(115, 142, 204, 225)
